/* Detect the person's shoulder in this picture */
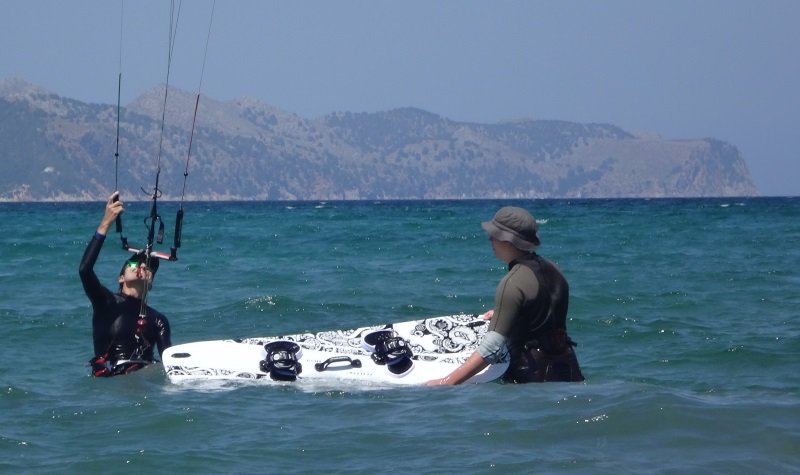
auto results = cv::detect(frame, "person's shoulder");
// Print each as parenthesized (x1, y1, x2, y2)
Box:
(508, 261, 537, 278)
(503, 263, 537, 290)
(147, 305, 169, 319)
(539, 255, 566, 276)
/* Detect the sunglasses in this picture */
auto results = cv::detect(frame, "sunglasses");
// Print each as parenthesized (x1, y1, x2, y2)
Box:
(126, 260, 152, 270)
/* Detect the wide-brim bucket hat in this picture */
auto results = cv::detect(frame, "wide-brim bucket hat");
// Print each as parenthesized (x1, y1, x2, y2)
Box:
(481, 206, 540, 251)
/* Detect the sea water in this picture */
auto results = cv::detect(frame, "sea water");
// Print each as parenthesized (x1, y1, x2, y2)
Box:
(1, 198, 798, 474)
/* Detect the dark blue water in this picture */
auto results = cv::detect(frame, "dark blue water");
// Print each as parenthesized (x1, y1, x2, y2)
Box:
(1, 198, 798, 473)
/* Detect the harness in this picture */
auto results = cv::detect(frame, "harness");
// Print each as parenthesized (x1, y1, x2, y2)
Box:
(89, 295, 154, 378)
(508, 253, 575, 355)
(90, 356, 148, 378)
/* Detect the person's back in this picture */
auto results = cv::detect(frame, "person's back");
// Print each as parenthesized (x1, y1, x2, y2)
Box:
(497, 252, 583, 383)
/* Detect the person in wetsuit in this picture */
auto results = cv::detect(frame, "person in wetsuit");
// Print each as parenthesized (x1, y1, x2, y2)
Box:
(427, 206, 584, 385)
(79, 192, 172, 377)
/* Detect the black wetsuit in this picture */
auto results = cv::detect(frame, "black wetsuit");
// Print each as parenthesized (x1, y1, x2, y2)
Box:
(79, 233, 171, 376)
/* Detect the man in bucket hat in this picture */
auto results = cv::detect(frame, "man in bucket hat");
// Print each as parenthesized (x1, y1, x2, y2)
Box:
(428, 206, 584, 385)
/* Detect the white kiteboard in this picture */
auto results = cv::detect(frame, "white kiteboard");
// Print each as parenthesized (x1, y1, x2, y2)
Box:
(163, 313, 508, 386)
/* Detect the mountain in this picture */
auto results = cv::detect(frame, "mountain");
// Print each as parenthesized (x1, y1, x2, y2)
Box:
(0, 78, 758, 201)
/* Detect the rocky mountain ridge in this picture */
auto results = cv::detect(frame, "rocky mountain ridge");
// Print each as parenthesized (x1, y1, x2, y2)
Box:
(0, 78, 758, 201)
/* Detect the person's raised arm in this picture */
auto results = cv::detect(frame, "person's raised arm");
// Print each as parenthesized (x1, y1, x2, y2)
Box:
(80, 192, 125, 302)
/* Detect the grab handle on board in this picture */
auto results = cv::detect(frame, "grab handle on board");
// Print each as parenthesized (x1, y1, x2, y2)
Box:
(315, 356, 362, 372)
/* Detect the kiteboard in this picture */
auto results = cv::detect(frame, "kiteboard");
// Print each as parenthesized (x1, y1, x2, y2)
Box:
(163, 313, 508, 386)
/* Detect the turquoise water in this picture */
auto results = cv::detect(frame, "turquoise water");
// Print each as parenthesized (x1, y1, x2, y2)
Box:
(1, 198, 798, 473)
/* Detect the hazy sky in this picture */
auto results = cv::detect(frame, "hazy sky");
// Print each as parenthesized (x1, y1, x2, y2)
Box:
(2, 1, 798, 196)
